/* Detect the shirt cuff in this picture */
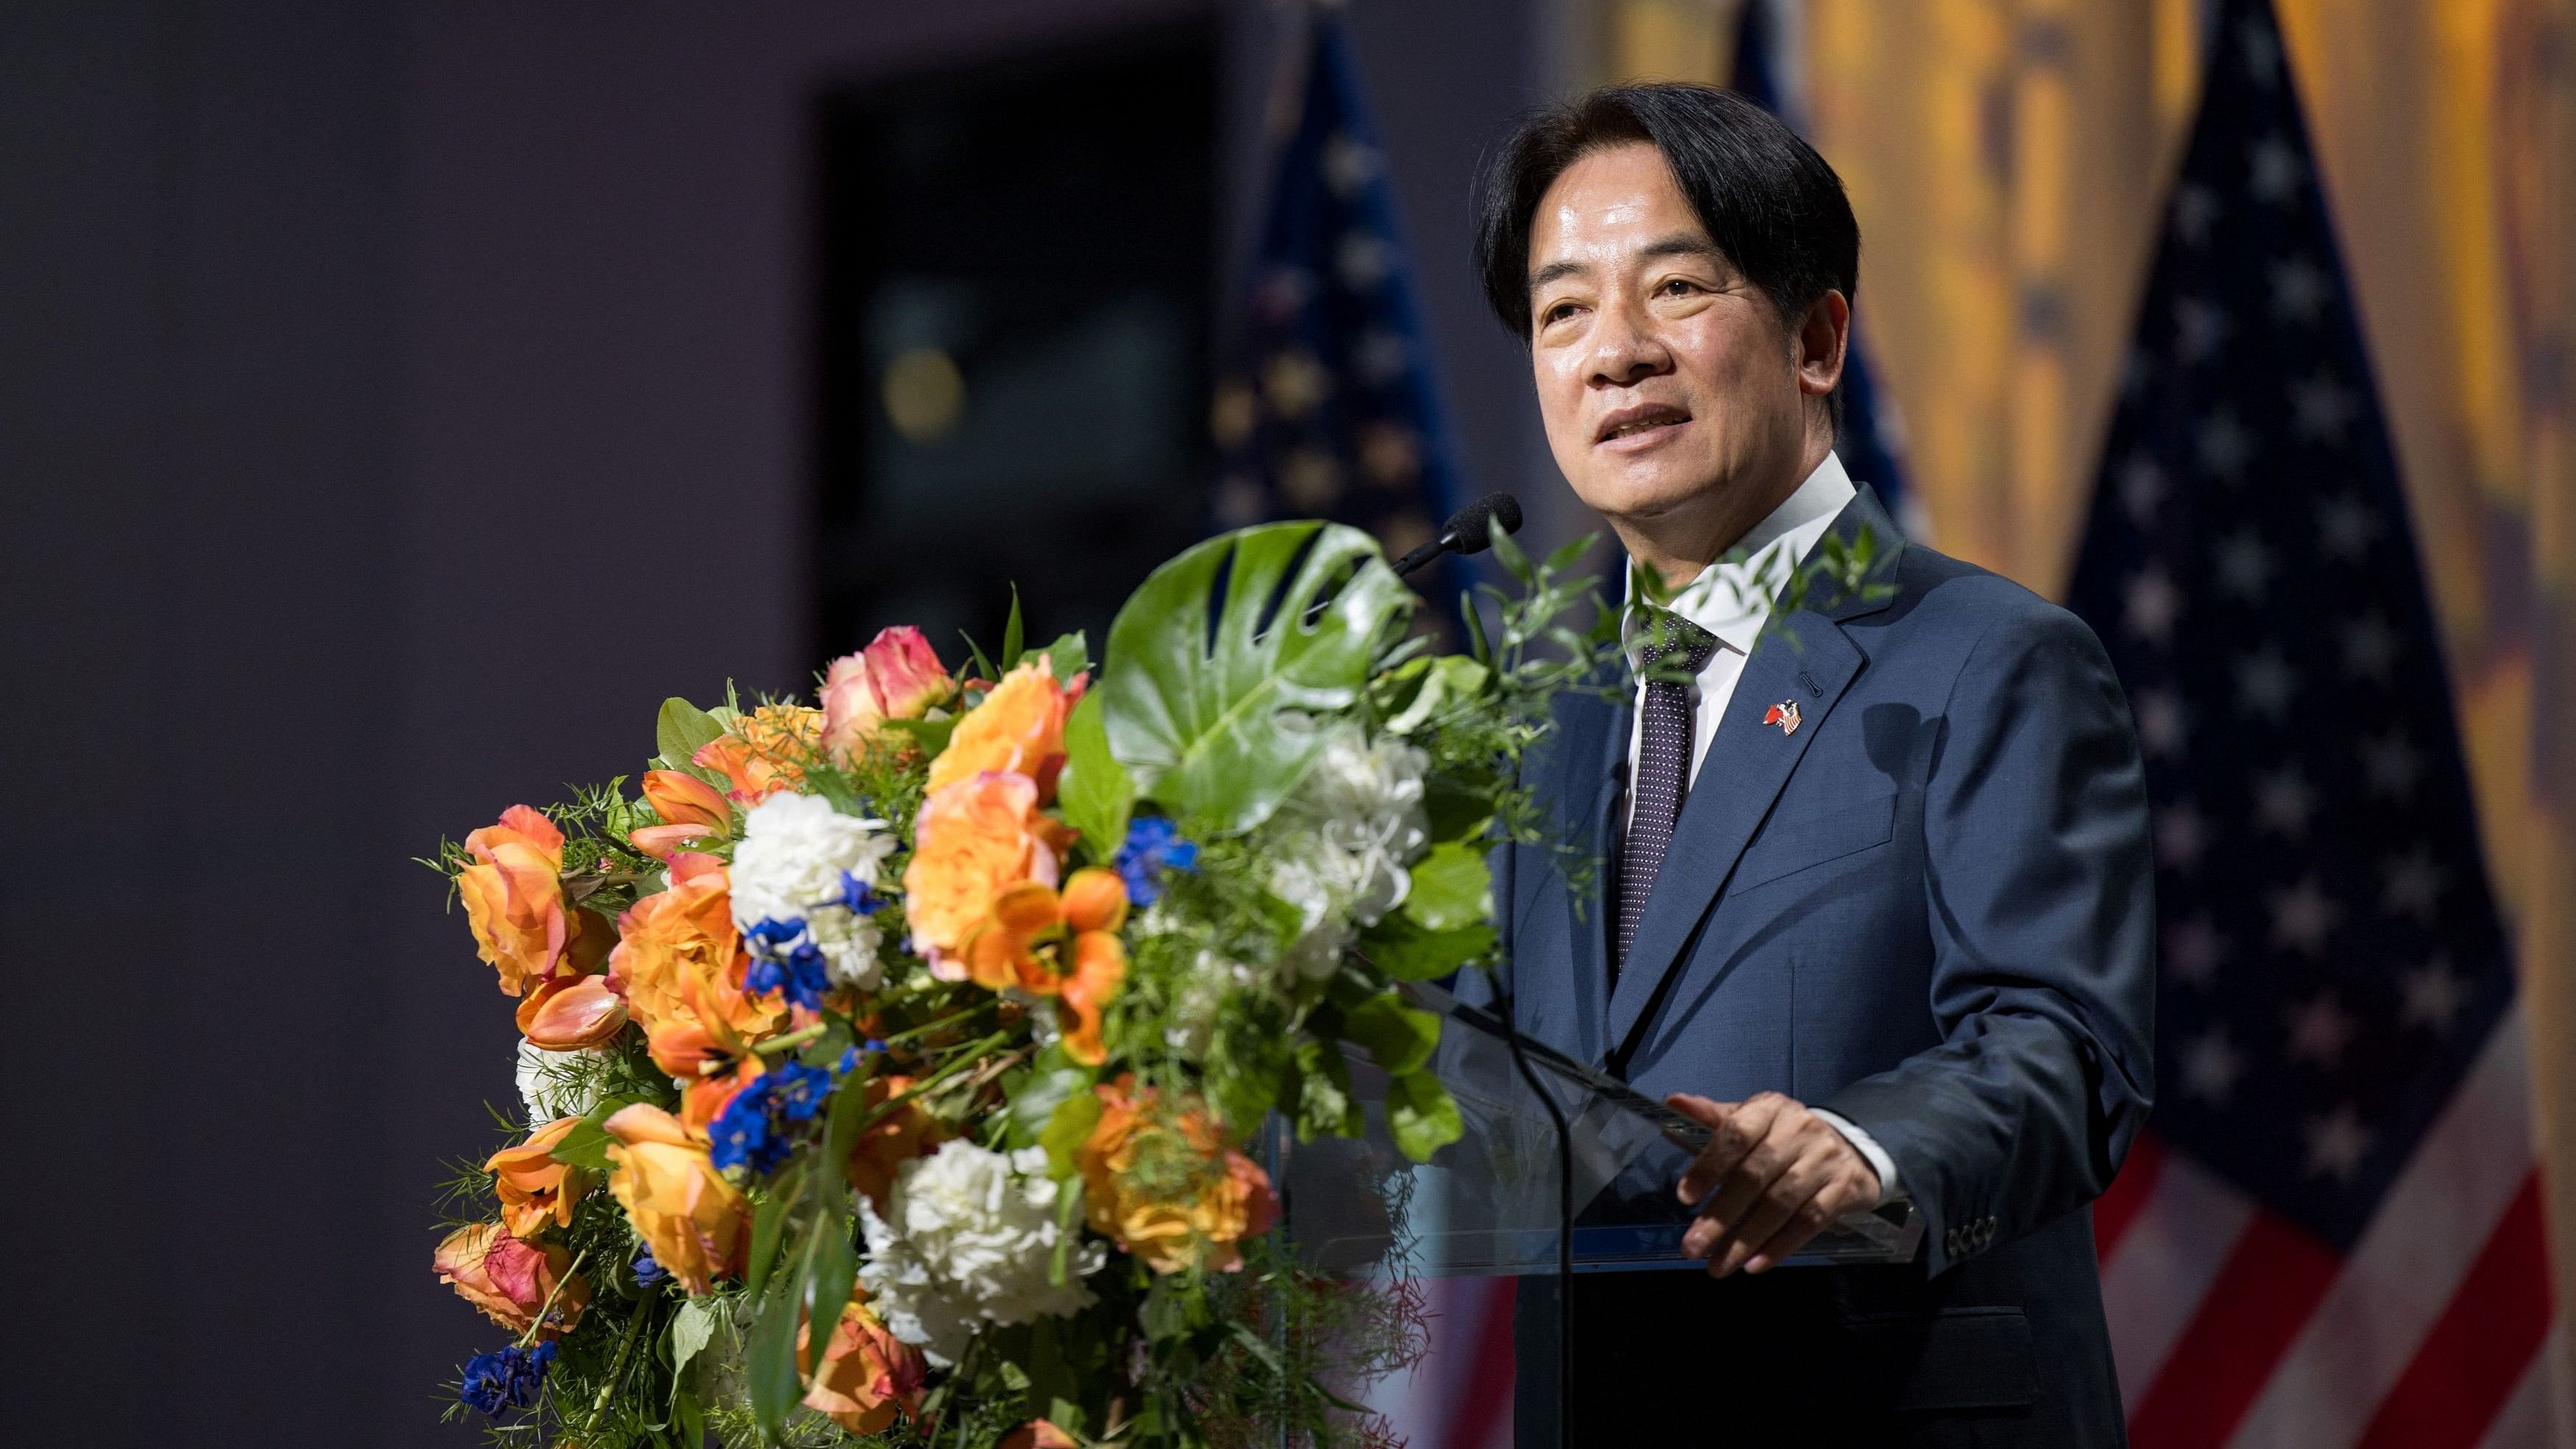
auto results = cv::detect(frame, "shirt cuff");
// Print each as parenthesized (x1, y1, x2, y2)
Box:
(1811, 1108, 1903, 1207)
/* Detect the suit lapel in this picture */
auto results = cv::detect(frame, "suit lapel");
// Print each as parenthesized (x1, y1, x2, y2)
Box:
(1599, 486, 1907, 1063)
(1529, 687, 1625, 1043)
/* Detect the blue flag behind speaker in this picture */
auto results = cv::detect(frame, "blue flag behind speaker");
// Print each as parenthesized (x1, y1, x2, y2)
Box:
(2063, 0, 2514, 1250)
(1211, 13, 1470, 606)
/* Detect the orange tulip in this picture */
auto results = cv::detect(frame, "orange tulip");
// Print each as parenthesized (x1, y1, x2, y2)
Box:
(1078, 1080, 1276, 1275)
(609, 852, 785, 1061)
(925, 659, 1070, 798)
(691, 704, 821, 804)
(843, 1074, 944, 1209)
(459, 805, 581, 996)
(799, 1295, 928, 1435)
(955, 868, 1126, 1063)
(902, 772, 1060, 977)
(821, 626, 953, 760)
(602, 1104, 746, 1294)
(486, 1117, 594, 1237)
(516, 974, 628, 1049)
(630, 769, 732, 858)
(433, 1221, 589, 1336)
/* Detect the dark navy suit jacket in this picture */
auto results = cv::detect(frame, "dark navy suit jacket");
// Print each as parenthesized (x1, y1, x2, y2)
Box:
(1473, 486, 2154, 1444)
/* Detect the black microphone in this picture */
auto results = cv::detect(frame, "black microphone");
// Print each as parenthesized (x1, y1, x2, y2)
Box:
(1391, 492, 1523, 578)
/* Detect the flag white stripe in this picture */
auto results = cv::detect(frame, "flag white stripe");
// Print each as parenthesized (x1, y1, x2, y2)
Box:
(2103, 1147, 2259, 1411)
(2225, 1011, 2536, 1449)
(2471, 1319, 2569, 1449)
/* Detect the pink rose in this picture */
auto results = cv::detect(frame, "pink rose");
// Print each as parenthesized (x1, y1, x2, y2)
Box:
(822, 626, 952, 759)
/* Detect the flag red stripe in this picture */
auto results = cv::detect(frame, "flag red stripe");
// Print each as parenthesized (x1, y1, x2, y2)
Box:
(1443, 1276, 1518, 1449)
(2094, 1130, 2168, 1262)
(2351, 1173, 2553, 1449)
(2125, 1207, 2340, 1448)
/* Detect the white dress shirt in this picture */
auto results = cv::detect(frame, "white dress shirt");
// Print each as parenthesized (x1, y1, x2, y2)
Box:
(1618, 452, 1903, 1205)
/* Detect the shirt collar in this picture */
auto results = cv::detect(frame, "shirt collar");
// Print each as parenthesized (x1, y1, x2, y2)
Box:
(1622, 451, 1860, 663)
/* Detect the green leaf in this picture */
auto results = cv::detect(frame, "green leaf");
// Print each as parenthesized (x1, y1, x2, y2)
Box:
(1420, 773, 1494, 844)
(1001, 587, 1025, 670)
(745, 1163, 806, 1300)
(1402, 841, 1492, 932)
(1359, 912, 1496, 980)
(1034, 630, 1089, 683)
(1055, 690, 1133, 865)
(747, 1272, 802, 1439)
(655, 697, 726, 771)
(669, 1297, 721, 1381)
(882, 714, 957, 757)
(545, 1118, 615, 1173)
(1009, 1060, 1097, 1152)
(1038, 1089, 1105, 1182)
(799, 1194, 857, 1375)
(1340, 994, 1440, 1077)
(1099, 521, 1412, 835)
(1386, 1070, 1465, 1161)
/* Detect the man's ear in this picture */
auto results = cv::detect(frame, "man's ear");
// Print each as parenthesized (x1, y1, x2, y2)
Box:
(1795, 290, 1850, 399)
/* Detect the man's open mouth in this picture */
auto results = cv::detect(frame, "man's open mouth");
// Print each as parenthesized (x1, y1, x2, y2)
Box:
(1595, 405, 1691, 443)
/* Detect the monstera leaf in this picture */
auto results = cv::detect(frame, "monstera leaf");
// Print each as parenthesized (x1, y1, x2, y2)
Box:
(1099, 522, 1410, 835)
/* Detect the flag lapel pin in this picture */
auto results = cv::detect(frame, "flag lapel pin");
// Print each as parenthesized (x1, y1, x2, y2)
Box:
(1763, 700, 1802, 736)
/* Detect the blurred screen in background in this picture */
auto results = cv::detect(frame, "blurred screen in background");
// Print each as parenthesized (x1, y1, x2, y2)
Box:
(816, 17, 1217, 668)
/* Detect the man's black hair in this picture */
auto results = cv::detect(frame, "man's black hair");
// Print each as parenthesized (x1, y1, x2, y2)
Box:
(1473, 83, 1858, 422)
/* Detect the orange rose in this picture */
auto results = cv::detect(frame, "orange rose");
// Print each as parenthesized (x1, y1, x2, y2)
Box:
(693, 704, 822, 804)
(958, 868, 1128, 1064)
(602, 1104, 746, 1294)
(925, 659, 1070, 798)
(822, 626, 953, 760)
(843, 1073, 944, 1208)
(515, 973, 628, 1049)
(609, 853, 785, 1066)
(1078, 1081, 1277, 1275)
(799, 1295, 928, 1434)
(902, 772, 1060, 977)
(433, 1221, 590, 1336)
(459, 806, 587, 996)
(487, 1117, 594, 1237)
(630, 769, 733, 858)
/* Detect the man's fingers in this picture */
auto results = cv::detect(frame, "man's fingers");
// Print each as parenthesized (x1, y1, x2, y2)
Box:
(1670, 1092, 1783, 1206)
(1742, 1171, 1876, 1275)
(1679, 1114, 1800, 1259)
(1710, 1154, 1831, 1276)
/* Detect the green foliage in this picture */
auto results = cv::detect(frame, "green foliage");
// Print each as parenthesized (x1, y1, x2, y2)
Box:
(1384, 1070, 1464, 1161)
(1100, 522, 1412, 835)
(1055, 690, 1133, 866)
(1337, 994, 1440, 1077)
(1400, 840, 1490, 932)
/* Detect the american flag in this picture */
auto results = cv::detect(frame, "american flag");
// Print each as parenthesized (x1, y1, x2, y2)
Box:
(2067, 1, 2563, 1443)
(1210, 9, 1467, 605)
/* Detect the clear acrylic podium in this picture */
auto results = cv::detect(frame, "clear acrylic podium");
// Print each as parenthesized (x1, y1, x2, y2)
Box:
(1277, 977, 1924, 1280)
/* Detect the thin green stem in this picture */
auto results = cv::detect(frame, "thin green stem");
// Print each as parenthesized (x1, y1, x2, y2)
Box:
(584, 1294, 652, 1432)
(754, 1021, 831, 1056)
(513, 1247, 590, 1350)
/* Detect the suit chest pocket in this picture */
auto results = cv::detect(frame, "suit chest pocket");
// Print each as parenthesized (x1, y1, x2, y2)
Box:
(1730, 792, 1898, 893)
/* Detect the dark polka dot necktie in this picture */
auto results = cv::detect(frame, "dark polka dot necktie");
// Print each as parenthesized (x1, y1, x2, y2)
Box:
(1614, 612, 1719, 987)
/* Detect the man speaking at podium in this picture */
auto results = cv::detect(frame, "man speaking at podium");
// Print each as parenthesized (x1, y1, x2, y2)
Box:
(1465, 85, 2154, 1445)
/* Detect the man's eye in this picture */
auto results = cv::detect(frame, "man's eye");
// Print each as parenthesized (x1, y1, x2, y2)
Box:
(1660, 278, 1699, 297)
(1542, 303, 1577, 325)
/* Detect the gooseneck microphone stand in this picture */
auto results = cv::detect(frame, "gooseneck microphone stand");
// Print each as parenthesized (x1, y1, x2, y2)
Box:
(1494, 985, 1574, 1449)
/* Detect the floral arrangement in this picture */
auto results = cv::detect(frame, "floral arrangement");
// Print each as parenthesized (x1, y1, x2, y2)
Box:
(428, 521, 1612, 1448)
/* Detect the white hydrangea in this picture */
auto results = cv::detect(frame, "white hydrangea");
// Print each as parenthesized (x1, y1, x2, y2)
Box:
(1265, 729, 1430, 980)
(516, 1040, 601, 1126)
(728, 791, 897, 991)
(857, 1143, 1105, 1367)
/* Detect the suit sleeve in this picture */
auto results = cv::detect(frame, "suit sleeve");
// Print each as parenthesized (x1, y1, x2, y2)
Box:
(1820, 605, 2156, 1276)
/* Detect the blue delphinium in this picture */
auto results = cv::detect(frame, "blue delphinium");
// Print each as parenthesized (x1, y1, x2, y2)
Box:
(708, 1060, 841, 1175)
(631, 1242, 666, 1289)
(815, 869, 884, 916)
(743, 916, 804, 954)
(459, 1341, 558, 1416)
(743, 938, 832, 1013)
(1112, 816, 1200, 907)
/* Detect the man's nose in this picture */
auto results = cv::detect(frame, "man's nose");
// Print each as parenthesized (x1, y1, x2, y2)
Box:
(1589, 297, 1671, 386)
